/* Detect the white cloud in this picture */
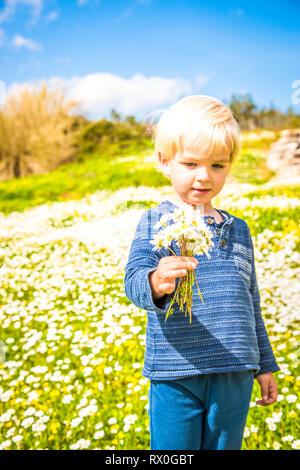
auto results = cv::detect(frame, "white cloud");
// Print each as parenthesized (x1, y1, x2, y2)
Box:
(0, 0, 43, 23)
(45, 9, 59, 22)
(64, 73, 192, 119)
(12, 33, 43, 51)
(6, 72, 199, 120)
(194, 74, 210, 88)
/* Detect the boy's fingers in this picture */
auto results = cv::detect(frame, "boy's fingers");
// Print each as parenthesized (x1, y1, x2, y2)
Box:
(257, 381, 269, 405)
(159, 283, 175, 294)
(183, 256, 198, 265)
(160, 261, 197, 274)
(183, 256, 198, 262)
(256, 395, 272, 406)
(256, 400, 270, 406)
(256, 397, 276, 406)
(162, 269, 188, 279)
(173, 260, 198, 270)
(256, 381, 278, 406)
(261, 386, 268, 402)
(160, 258, 195, 269)
(157, 256, 199, 293)
(267, 379, 277, 402)
(268, 384, 278, 403)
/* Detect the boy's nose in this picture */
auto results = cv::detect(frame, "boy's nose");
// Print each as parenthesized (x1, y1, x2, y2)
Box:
(194, 166, 210, 177)
(195, 177, 210, 183)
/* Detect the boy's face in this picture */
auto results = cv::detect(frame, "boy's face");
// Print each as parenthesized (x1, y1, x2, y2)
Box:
(158, 144, 231, 210)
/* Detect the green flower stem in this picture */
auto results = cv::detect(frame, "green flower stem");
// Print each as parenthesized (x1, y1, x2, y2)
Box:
(167, 247, 177, 256)
(193, 271, 204, 304)
(164, 237, 205, 323)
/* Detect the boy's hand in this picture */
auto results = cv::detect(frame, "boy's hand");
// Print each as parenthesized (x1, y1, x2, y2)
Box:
(149, 256, 198, 300)
(255, 372, 278, 406)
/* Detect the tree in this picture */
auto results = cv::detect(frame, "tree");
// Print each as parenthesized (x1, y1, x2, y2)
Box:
(110, 109, 121, 122)
(0, 85, 79, 181)
(228, 93, 257, 130)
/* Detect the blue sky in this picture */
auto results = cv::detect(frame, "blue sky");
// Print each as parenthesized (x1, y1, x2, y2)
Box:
(0, 0, 299, 119)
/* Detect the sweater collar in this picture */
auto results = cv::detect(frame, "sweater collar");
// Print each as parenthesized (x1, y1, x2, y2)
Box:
(161, 200, 235, 227)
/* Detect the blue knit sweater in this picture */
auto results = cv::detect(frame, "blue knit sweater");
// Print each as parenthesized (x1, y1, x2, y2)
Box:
(124, 200, 280, 380)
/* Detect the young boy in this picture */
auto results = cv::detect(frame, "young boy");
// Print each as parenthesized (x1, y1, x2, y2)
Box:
(124, 95, 280, 450)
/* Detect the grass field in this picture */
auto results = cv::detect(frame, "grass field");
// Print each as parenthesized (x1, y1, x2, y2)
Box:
(0, 133, 299, 450)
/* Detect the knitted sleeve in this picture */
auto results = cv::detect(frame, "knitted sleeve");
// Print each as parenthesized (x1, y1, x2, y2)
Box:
(248, 228, 280, 377)
(124, 209, 173, 314)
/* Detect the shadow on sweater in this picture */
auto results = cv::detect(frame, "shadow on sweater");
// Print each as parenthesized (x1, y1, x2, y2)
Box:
(154, 289, 247, 372)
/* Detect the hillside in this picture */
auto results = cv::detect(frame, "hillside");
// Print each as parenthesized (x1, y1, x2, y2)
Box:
(0, 128, 288, 215)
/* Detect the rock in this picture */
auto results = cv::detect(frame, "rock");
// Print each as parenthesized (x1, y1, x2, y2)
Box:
(267, 129, 300, 177)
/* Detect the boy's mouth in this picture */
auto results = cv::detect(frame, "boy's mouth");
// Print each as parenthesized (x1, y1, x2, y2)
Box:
(193, 188, 210, 194)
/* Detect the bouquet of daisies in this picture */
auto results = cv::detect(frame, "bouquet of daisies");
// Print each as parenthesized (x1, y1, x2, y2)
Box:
(150, 202, 214, 323)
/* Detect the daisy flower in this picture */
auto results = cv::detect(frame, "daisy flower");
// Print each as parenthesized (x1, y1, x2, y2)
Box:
(150, 202, 214, 323)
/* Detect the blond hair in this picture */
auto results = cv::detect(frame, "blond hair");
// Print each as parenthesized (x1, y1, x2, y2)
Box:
(153, 95, 240, 167)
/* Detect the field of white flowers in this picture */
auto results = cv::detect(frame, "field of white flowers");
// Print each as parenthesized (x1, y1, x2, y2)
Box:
(0, 183, 299, 450)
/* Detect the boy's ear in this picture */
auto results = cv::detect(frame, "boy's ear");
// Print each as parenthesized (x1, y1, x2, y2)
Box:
(158, 153, 171, 178)
(158, 151, 164, 164)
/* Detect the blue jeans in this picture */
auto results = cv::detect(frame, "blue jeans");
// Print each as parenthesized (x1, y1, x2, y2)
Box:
(148, 371, 254, 450)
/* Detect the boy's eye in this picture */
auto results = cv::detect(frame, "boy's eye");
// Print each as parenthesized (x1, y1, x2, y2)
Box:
(183, 163, 224, 168)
